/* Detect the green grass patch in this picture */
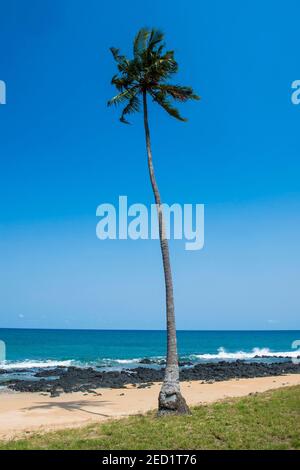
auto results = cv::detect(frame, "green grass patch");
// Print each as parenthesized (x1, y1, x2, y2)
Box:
(1, 386, 300, 450)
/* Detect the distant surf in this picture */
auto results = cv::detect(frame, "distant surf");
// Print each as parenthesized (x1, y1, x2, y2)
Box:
(191, 347, 300, 361)
(1, 347, 299, 372)
(0, 359, 74, 370)
(0, 329, 299, 372)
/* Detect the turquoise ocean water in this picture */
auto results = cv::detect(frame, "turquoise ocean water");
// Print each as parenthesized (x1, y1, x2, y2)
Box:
(0, 329, 300, 370)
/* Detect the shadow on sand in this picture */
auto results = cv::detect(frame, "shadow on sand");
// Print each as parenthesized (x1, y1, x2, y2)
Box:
(22, 400, 112, 418)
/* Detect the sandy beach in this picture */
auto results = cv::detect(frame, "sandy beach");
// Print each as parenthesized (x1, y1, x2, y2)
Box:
(1, 374, 300, 441)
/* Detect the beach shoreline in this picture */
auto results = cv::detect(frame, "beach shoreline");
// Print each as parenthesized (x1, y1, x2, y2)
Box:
(1, 373, 300, 441)
(2, 359, 300, 395)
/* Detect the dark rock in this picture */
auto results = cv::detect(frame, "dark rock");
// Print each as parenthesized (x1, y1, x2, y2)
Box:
(179, 361, 193, 367)
(4, 360, 300, 397)
(157, 360, 166, 365)
(138, 358, 154, 364)
(0, 368, 28, 375)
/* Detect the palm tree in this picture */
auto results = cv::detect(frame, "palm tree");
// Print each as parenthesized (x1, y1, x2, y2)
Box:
(108, 28, 199, 415)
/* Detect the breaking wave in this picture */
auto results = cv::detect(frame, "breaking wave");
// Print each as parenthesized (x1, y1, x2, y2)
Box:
(1, 347, 299, 371)
(192, 347, 300, 361)
(0, 359, 74, 370)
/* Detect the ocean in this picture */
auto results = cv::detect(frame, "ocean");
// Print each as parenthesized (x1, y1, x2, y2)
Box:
(0, 329, 300, 370)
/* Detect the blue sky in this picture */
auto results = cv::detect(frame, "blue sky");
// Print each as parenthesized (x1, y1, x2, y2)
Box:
(0, 0, 299, 329)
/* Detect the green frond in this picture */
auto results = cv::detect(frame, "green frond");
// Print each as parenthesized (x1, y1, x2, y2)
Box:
(111, 75, 129, 91)
(110, 47, 130, 75)
(157, 84, 200, 102)
(120, 95, 140, 124)
(108, 27, 200, 123)
(148, 29, 164, 50)
(110, 47, 123, 62)
(133, 28, 150, 57)
(107, 87, 137, 107)
(150, 91, 187, 121)
(157, 51, 178, 77)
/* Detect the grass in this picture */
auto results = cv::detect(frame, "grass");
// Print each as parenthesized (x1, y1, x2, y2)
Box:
(1, 386, 300, 450)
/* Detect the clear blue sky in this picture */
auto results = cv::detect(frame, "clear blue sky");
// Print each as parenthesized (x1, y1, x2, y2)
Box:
(0, 0, 299, 329)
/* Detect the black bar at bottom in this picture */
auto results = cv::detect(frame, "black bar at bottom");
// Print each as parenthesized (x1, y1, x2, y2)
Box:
(0, 450, 299, 465)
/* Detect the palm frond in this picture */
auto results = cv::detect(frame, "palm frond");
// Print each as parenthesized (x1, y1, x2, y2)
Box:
(111, 75, 130, 91)
(107, 87, 137, 107)
(157, 51, 178, 77)
(150, 91, 187, 121)
(120, 94, 140, 124)
(110, 47, 124, 63)
(148, 29, 164, 50)
(157, 84, 200, 101)
(108, 28, 199, 123)
(110, 47, 130, 75)
(133, 28, 150, 58)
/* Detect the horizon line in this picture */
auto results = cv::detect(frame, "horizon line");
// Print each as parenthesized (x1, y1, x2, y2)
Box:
(0, 327, 299, 332)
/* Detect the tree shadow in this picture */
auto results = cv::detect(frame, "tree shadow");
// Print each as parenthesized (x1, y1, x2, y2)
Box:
(22, 400, 112, 417)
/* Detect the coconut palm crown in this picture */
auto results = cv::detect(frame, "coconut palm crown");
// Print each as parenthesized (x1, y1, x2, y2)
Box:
(108, 28, 200, 123)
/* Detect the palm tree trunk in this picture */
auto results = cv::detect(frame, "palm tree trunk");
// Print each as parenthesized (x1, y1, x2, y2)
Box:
(142, 90, 190, 415)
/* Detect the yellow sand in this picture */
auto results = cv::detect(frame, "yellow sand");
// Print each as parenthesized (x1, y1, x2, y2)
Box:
(1, 374, 300, 440)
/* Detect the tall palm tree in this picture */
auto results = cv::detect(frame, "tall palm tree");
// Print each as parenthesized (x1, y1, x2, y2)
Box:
(108, 28, 199, 415)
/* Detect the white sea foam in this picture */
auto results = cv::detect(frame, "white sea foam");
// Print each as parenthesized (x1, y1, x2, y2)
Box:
(112, 356, 165, 365)
(1, 347, 299, 371)
(192, 347, 300, 360)
(113, 359, 141, 364)
(0, 359, 74, 370)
